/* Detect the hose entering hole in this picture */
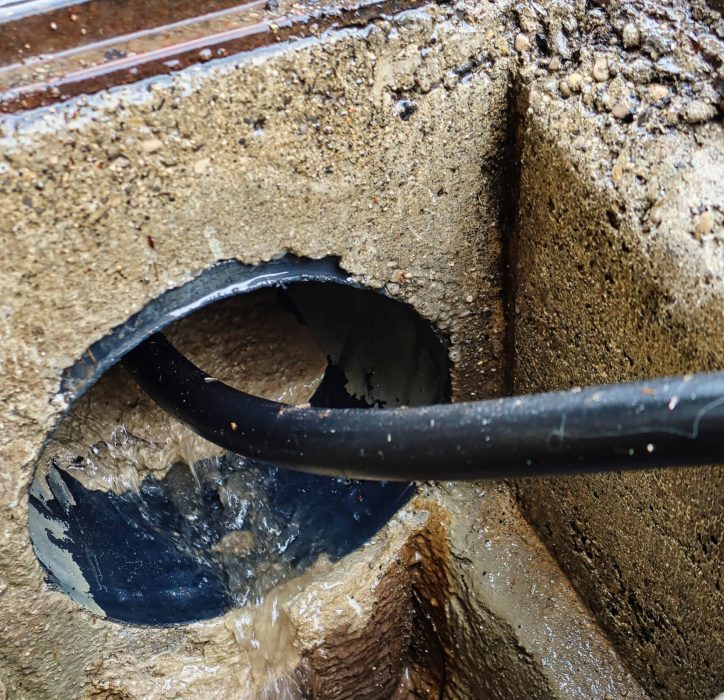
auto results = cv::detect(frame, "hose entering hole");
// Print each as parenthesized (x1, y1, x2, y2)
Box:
(124, 333, 724, 481)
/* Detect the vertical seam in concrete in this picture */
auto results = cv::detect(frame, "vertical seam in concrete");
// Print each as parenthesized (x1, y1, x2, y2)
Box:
(499, 76, 525, 396)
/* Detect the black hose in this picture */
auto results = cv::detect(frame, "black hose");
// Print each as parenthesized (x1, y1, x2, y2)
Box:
(123, 333, 724, 481)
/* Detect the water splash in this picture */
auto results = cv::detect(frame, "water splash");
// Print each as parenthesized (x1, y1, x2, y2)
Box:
(30, 437, 413, 624)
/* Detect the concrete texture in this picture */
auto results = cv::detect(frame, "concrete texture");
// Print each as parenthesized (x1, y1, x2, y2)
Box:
(403, 483, 646, 700)
(0, 0, 722, 697)
(509, 2, 723, 698)
(0, 4, 513, 697)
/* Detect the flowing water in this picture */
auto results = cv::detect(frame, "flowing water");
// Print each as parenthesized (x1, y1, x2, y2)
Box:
(30, 362, 414, 624)
(26, 279, 449, 695)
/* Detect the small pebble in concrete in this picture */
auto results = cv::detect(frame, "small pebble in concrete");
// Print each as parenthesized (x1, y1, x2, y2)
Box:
(622, 23, 641, 49)
(611, 99, 632, 120)
(194, 158, 211, 174)
(548, 56, 561, 72)
(567, 73, 583, 92)
(593, 58, 609, 82)
(396, 100, 417, 121)
(141, 139, 163, 154)
(106, 144, 123, 160)
(656, 57, 682, 77)
(559, 80, 572, 98)
(552, 30, 570, 59)
(684, 100, 716, 124)
(515, 33, 531, 53)
(694, 211, 714, 240)
(391, 270, 412, 284)
(625, 57, 654, 84)
(648, 84, 669, 102)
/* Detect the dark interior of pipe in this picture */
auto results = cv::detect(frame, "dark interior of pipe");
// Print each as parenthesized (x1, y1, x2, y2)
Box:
(28, 275, 450, 624)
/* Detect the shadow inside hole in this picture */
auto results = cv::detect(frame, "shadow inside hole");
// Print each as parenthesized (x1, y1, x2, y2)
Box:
(29, 271, 450, 625)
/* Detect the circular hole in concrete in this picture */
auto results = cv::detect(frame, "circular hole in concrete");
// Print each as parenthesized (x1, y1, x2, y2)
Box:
(28, 261, 450, 625)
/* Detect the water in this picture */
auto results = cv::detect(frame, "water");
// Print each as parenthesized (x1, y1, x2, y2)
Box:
(29, 361, 415, 625)
(28, 279, 448, 635)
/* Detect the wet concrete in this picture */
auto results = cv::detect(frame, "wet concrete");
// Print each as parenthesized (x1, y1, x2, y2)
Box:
(0, 0, 721, 697)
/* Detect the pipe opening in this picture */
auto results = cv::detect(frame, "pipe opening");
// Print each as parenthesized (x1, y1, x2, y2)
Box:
(28, 264, 451, 625)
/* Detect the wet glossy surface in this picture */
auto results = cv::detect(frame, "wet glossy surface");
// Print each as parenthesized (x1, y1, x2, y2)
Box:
(30, 358, 417, 624)
(31, 452, 414, 624)
(0, 0, 434, 112)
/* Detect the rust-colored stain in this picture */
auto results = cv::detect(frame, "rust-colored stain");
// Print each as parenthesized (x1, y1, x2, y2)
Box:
(400, 500, 453, 696)
(401, 500, 452, 604)
(0, 0, 445, 114)
(299, 501, 453, 698)
(0, 0, 258, 65)
(301, 564, 414, 699)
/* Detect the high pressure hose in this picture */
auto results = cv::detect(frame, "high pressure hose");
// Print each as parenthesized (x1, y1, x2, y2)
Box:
(123, 333, 724, 481)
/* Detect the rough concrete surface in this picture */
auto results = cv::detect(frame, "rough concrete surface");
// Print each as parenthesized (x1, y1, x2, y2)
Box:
(0, 0, 721, 697)
(0, 4, 514, 697)
(513, 108, 723, 700)
(509, 2, 723, 699)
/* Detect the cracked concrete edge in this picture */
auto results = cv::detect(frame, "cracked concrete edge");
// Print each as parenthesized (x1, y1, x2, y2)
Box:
(79, 505, 426, 699)
(66, 484, 648, 699)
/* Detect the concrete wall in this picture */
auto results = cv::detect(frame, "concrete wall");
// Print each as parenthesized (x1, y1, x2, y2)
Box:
(0, 5, 516, 697)
(512, 62, 723, 700)
(500, 4, 724, 694)
(0, 0, 721, 697)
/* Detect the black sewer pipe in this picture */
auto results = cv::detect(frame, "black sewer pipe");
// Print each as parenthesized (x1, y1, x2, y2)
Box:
(124, 333, 724, 481)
